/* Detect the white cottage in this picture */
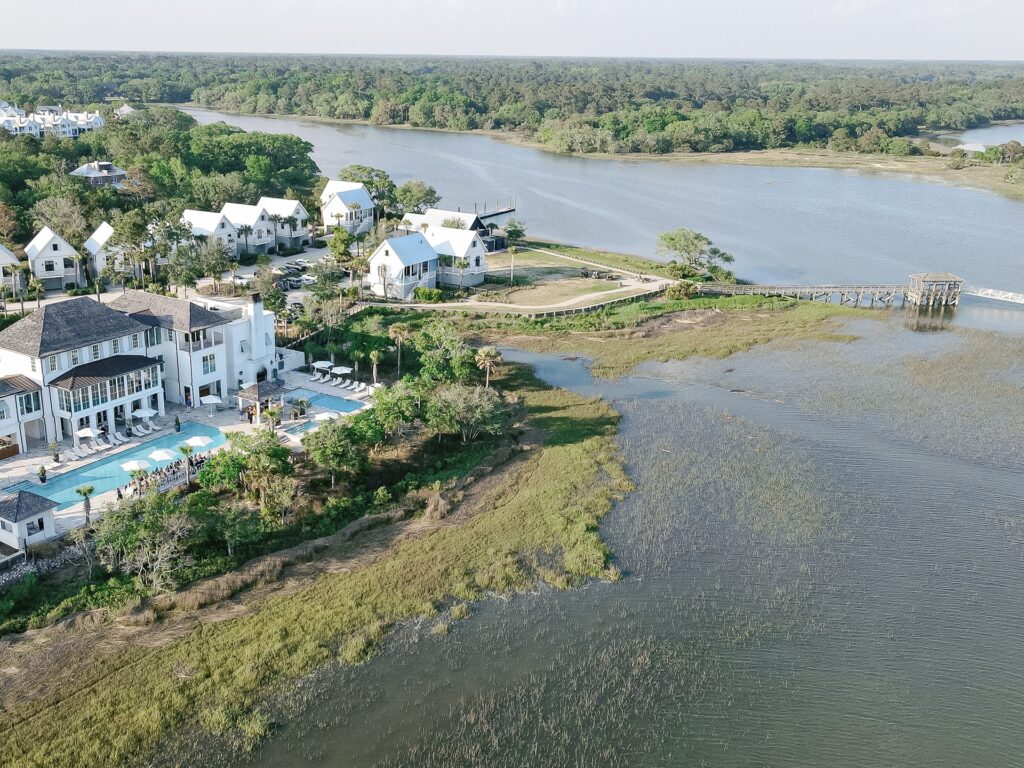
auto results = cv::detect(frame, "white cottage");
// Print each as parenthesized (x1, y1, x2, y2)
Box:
(25, 227, 84, 290)
(367, 233, 438, 301)
(257, 197, 311, 248)
(181, 210, 238, 255)
(420, 225, 488, 288)
(221, 203, 274, 254)
(320, 181, 374, 235)
(0, 491, 58, 552)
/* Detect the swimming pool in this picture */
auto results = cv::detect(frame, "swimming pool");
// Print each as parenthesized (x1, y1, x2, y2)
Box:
(283, 420, 319, 436)
(286, 388, 363, 414)
(6, 421, 226, 510)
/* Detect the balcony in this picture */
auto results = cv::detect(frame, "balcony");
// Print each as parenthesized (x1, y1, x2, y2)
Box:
(178, 331, 224, 353)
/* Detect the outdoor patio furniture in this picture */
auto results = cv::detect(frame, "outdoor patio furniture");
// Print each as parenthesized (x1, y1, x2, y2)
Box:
(149, 422, 164, 432)
(352, 383, 368, 395)
(109, 433, 126, 445)
(91, 441, 110, 452)
(330, 377, 345, 387)
(69, 446, 88, 459)
(115, 432, 131, 444)
(135, 423, 151, 435)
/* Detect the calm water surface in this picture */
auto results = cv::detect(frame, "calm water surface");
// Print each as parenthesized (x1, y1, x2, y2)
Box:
(947, 122, 1024, 151)
(223, 320, 1024, 768)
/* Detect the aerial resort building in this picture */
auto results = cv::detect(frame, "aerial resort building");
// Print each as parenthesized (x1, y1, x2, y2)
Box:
(70, 161, 128, 188)
(0, 102, 104, 138)
(367, 232, 439, 300)
(320, 180, 375, 235)
(0, 291, 296, 457)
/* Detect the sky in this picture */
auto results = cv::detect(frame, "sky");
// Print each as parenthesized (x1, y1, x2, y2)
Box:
(3, 0, 1023, 61)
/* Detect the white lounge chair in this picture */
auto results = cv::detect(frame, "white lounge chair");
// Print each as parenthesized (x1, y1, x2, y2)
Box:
(100, 436, 117, 449)
(134, 423, 151, 436)
(352, 383, 368, 395)
(309, 371, 321, 381)
(149, 422, 164, 432)
(115, 431, 131, 444)
(91, 440, 110, 452)
(110, 433, 127, 445)
(69, 446, 88, 459)
(328, 377, 343, 387)
(79, 443, 97, 455)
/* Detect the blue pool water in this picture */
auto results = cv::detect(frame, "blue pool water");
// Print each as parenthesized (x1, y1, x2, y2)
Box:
(284, 420, 319, 436)
(286, 387, 362, 414)
(7, 421, 226, 510)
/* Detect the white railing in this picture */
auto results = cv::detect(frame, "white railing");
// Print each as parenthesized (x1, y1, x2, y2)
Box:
(964, 286, 1024, 305)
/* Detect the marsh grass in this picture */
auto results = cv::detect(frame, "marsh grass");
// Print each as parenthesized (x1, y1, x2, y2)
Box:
(500, 300, 864, 378)
(0, 367, 632, 768)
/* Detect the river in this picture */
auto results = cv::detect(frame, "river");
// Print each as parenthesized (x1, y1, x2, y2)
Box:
(219, 318, 1024, 768)
(173, 109, 1024, 766)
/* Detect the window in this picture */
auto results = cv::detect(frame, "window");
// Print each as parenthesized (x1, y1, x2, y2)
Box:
(43, 261, 56, 272)
(57, 389, 72, 412)
(0, 520, 10, 533)
(51, 243, 59, 252)
(27, 517, 44, 535)
(202, 354, 216, 375)
(47, 356, 58, 372)
(240, 340, 248, 353)
(130, 334, 139, 350)
(29, 358, 36, 372)
(70, 348, 80, 365)
(18, 391, 41, 416)
(91, 343, 101, 359)
(0, 402, 8, 420)
(144, 327, 159, 346)
(63, 258, 73, 270)
(111, 338, 120, 354)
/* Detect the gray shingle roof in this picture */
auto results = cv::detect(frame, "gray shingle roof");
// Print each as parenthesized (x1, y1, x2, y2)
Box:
(107, 290, 230, 333)
(0, 491, 57, 523)
(49, 354, 157, 390)
(0, 297, 150, 358)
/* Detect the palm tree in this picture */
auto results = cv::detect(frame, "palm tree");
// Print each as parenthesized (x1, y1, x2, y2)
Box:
(388, 322, 411, 377)
(178, 444, 194, 486)
(268, 215, 283, 252)
(237, 224, 253, 256)
(475, 346, 503, 388)
(349, 255, 369, 297)
(28, 277, 45, 308)
(350, 348, 365, 376)
(369, 349, 382, 384)
(263, 406, 282, 431)
(74, 484, 95, 526)
(284, 216, 298, 246)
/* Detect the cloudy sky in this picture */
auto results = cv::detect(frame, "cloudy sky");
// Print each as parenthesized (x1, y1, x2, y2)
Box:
(3, 0, 1022, 60)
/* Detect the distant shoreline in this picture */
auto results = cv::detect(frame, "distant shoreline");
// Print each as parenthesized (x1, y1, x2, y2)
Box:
(171, 104, 1024, 205)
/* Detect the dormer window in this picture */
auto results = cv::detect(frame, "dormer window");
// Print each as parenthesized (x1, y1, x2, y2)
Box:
(47, 355, 58, 372)
(92, 343, 101, 359)
(70, 349, 80, 365)
(51, 243, 59, 251)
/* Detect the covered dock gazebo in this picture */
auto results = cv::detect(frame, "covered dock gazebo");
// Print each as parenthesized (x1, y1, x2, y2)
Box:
(236, 380, 286, 425)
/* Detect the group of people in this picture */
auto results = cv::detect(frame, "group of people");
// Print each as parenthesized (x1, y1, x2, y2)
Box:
(117, 453, 210, 499)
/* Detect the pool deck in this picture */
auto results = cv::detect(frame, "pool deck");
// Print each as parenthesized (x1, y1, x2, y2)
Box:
(0, 369, 375, 539)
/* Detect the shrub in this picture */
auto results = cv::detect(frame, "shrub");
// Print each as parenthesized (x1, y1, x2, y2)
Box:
(413, 286, 443, 303)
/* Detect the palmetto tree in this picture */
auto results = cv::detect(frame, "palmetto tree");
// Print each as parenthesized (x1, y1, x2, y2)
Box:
(475, 346, 503, 388)
(349, 255, 369, 297)
(178, 444, 194, 486)
(75, 484, 95, 526)
(268, 215, 283, 251)
(388, 322, 411, 377)
(28, 276, 45, 308)
(454, 257, 470, 290)
(369, 348, 382, 384)
(237, 224, 253, 256)
(283, 215, 298, 245)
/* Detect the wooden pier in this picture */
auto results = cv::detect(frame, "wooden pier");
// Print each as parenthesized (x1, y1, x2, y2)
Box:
(697, 273, 964, 308)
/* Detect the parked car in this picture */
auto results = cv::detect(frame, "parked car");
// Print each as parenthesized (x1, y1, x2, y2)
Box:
(289, 301, 306, 312)
(299, 274, 318, 286)
(294, 259, 312, 269)
(232, 274, 253, 286)
(284, 261, 306, 272)
(271, 266, 291, 276)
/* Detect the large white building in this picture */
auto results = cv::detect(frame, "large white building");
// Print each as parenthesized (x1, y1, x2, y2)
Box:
(0, 291, 296, 456)
(367, 233, 439, 300)
(0, 103, 104, 138)
(320, 181, 375, 235)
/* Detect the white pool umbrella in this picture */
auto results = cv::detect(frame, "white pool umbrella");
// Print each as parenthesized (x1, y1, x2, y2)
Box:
(330, 365, 353, 375)
(147, 449, 177, 462)
(314, 411, 340, 421)
(132, 407, 157, 419)
(76, 426, 101, 439)
(120, 459, 150, 472)
(200, 394, 223, 416)
(312, 360, 334, 370)
(185, 435, 213, 449)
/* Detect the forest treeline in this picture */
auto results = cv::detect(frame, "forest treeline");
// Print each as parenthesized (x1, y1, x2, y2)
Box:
(4, 54, 1024, 156)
